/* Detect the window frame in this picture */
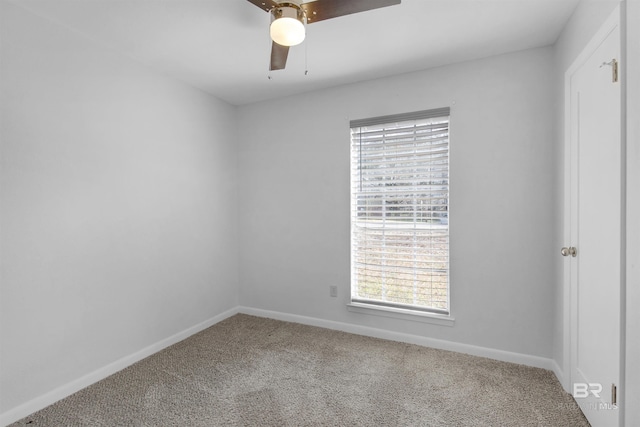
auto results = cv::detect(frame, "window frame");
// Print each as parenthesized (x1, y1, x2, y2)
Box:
(349, 108, 452, 320)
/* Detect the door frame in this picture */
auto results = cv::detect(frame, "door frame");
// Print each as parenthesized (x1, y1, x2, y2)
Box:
(562, 3, 625, 419)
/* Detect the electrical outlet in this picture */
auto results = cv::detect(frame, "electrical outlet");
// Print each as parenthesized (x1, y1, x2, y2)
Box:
(329, 285, 338, 298)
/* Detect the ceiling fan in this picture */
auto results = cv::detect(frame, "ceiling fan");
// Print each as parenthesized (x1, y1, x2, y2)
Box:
(246, 0, 401, 71)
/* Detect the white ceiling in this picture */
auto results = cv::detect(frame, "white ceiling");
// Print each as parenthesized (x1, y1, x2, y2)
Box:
(15, 0, 579, 105)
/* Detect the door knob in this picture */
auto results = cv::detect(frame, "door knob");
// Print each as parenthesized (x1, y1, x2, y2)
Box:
(561, 247, 577, 257)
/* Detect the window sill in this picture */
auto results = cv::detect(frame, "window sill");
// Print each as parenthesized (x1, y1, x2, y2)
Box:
(346, 302, 455, 327)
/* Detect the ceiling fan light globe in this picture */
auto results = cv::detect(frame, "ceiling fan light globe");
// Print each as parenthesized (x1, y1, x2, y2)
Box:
(270, 17, 305, 46)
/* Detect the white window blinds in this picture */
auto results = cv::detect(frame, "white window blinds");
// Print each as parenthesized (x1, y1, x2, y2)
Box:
(350, 108, 450, 314)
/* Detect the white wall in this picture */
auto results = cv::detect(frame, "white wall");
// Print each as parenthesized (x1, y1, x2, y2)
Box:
(237, 47, 556, 358)
(551, 0, 620, 387)
(0, 1, 238, 417)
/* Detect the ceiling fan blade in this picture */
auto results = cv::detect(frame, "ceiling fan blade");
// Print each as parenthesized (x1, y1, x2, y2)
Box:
(270, 42, 290, 71)
(301, 0, 400, 24)
(246, 0, 279, 13)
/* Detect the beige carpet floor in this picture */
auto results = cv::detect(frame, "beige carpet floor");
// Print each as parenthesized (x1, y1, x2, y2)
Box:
(10, 314, 589, 426)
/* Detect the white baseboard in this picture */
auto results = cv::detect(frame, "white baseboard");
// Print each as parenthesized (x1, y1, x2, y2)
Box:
(0, 307, 239, 427)
(238, 306, 557, 371)
(2, 305, 565, 427)
(550, 359, 570, 393)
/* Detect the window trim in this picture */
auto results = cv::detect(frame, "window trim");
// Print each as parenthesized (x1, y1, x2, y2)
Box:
(350, 107, 451, 128)
(346, 302, 455, 326)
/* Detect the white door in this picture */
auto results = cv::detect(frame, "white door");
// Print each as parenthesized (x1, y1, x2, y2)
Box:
(566, 9, 621, 427)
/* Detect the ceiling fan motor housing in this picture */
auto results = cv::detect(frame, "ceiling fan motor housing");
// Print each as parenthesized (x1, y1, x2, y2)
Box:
(271, 2, 306, 22)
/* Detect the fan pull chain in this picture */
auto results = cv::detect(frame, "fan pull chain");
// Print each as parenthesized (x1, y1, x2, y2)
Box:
(304, 32, 308, 76)
(304, 14, 308, 76)
(267, 9, 273, 80)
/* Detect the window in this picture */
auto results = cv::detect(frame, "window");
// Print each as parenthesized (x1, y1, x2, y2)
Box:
(350, 108, 450, 315)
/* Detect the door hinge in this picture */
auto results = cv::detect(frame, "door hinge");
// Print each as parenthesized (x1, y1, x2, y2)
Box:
(600, 59, 618, 83)
(612, 383, 617, 406)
